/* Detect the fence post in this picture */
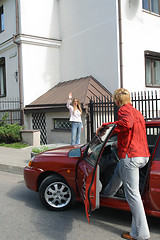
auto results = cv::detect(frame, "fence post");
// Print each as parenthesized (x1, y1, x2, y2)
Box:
(86, 114, 90, 142)
(20, 109, 24, 125)
(90, 99, 94, 139)
(114, 103, 119, 121)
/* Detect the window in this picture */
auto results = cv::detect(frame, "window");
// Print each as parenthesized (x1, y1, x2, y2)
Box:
(145, 51, 160, 87)
(0, 6, 4, 32)
(0, 57, 6, 97)
(142, 0, 160, 15)
(53, 118, 71, 130)
(146, 126, 160, 154)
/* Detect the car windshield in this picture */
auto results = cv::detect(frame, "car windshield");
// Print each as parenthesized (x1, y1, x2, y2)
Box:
(86, 124, 116, 166)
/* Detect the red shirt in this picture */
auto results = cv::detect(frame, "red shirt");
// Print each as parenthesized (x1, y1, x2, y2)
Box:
(102, 103, 150, 159)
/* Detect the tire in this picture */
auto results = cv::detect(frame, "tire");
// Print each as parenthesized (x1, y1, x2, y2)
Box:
(39, 175, 73, 211)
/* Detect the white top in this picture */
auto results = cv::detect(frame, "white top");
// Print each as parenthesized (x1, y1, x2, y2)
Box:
(66, 99, 82, 123)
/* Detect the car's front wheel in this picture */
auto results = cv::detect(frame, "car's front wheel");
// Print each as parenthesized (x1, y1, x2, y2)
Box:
(39, 175, 73, 211)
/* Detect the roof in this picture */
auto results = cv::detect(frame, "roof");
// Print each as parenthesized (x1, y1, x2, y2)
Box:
(24, 76, 112, 112)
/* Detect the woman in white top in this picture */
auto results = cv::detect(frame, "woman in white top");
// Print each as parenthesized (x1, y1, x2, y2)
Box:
(66, 92, 83, 145)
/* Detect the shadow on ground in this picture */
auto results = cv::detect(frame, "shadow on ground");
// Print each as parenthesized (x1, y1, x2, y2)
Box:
(7, 179, 160, 240)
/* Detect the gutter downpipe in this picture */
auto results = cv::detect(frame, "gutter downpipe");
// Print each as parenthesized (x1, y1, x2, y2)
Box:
(13, 0, 24, 125)
(118, 0, 123, 88)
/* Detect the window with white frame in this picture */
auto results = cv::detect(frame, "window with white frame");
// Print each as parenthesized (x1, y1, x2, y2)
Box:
(145, 51, 160, 87)
(142, 0, 160, 15)
(0, 6, 4, 32)
(0, 57, 6, 97)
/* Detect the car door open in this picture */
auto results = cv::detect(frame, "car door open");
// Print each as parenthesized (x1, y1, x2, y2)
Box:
(76, 124, 117, 222)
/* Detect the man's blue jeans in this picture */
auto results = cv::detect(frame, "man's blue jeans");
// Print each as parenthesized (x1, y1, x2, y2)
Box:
(103, 155, 150, 240)
(71, 122, 82, 145)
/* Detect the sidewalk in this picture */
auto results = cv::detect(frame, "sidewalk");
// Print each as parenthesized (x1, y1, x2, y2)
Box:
(0, 143, 69, 175)
(0, 146, 32, 174)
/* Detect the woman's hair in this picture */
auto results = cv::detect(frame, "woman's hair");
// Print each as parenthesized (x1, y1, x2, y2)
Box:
(72, 98, 82, 115)
(113, 88, 131, 106)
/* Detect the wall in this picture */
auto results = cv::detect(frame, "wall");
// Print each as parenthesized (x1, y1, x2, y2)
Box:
(0, 0, 16, 42)
(20, 129, 40, 146)
(0, 46, 19, 98)
(2, 0, 160, 106)
(0, 0, 61, 105)
(23, 110, 86, 145)
(0, 0, 19, 98)
(121, 0, 160, 92)
(19, 0, 60, 39)
(19, 0, 61, 105)
(46, 111, 86, 144)
(59, 0, 120, 94)
(21, 43, 60, 105)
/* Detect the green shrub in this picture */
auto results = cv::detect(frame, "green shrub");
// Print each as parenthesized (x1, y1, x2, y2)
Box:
(0, 112, 23, 143)
(0, 123, 22, 144)
(0, 128, 5, 142)
(0, 112, 9, 127)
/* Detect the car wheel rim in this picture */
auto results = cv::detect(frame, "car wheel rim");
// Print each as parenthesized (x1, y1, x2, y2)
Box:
(44, 181, 72, 208)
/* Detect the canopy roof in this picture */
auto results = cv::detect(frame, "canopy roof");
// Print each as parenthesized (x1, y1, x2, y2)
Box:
(24, 76, 112, 113)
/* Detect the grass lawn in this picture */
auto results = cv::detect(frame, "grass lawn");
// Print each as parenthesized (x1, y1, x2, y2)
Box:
(0, 142, 29, 149)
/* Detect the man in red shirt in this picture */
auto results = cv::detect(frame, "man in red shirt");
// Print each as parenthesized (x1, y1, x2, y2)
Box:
(97, 88, 150, 240)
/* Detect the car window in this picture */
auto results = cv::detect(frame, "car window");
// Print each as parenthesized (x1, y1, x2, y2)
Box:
(86, 124, 116, 166)
(146, 126, 160, 153)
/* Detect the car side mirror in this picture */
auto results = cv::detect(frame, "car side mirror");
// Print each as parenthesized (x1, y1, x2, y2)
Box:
(68, 148, 82, 157)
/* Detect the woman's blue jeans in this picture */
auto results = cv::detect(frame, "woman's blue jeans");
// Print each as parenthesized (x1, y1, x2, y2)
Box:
(103, 155, 150, 240)
(71, 122, 82, 145)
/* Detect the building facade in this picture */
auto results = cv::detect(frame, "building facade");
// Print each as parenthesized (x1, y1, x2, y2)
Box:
(0, 0, 61, 107)
(0, 0, 160, 143)
(0, 0, 160, 105)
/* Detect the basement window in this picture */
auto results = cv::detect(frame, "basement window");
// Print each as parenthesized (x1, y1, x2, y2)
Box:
(53, 118, 71, 131)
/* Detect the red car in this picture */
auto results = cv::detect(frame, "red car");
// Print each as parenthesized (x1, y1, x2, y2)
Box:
(24, 120, 160, 221)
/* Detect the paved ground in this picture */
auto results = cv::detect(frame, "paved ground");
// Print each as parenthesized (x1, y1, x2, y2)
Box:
(0, 146, 33, 174)
(0, 144, 68, 174)
(1, 146, 160, 240)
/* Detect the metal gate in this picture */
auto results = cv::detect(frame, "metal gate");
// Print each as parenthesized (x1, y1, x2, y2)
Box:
(87, 90, 160, 142)
(0, 97, 23, 125)
(32, 113, 48, 145)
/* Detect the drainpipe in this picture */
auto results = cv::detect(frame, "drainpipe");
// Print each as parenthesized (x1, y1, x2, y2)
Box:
(13, 0, 24, 125)
(118, 0, 123, 88)
(16, 0, 19, 34)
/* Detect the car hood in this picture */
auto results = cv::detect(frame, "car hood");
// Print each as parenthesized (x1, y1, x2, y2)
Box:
(37, 144, 84, 158)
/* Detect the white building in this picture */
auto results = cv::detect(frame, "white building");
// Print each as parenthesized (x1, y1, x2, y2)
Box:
(0, 0, 61, 108)
(0, 0, 160, 105)
(0, 0, 160, 143)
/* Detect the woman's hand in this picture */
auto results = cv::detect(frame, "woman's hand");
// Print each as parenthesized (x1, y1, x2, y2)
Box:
(96, 126, 104, 136)
(69, 92, 72, 99)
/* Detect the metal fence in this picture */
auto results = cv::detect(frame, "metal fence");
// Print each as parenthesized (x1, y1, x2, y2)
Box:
(87, 90, 160, 141)
(131, 91, 160, 120)
(0, 98, 23, 125)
